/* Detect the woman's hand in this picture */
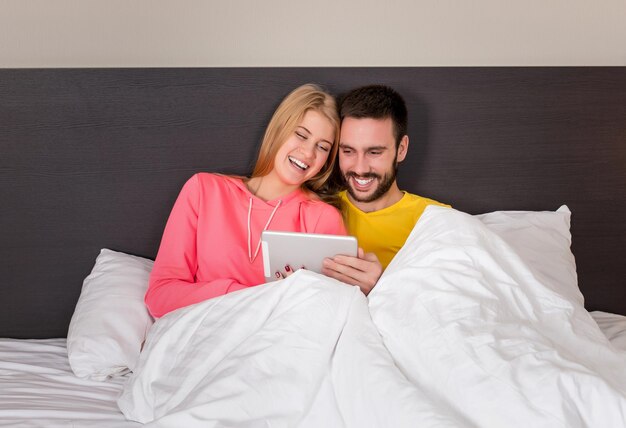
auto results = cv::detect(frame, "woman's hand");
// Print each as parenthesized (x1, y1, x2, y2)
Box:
(274, 264, 305, 280)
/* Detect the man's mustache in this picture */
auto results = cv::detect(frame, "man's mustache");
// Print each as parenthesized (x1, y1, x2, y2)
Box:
(343, 172, 381, 180)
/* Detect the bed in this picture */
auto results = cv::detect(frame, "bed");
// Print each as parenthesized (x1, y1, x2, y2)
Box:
(1, 67, 625, 427)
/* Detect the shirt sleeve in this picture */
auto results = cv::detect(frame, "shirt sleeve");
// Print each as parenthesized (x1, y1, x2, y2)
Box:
(145, 175, 248, 318)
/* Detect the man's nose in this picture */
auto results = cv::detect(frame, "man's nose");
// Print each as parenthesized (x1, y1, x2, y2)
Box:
(351, 154, 369, 175)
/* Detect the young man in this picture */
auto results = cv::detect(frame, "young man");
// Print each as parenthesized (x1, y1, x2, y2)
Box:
(322, 85, 449, 295)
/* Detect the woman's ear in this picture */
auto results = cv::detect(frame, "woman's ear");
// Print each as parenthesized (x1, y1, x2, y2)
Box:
(396, 135, 409, 162)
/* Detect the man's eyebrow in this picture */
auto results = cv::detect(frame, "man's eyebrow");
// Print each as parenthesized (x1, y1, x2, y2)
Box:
(339, 143, 388, 151)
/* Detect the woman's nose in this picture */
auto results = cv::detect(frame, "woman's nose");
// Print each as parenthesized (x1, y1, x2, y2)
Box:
(301, 142, 316, 158)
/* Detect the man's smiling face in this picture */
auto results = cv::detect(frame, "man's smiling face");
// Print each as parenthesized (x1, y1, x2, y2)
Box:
(338, 117, 407, 206)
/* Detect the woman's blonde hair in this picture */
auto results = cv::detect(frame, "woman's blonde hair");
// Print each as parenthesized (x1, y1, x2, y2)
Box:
(251, 84, 340, 194)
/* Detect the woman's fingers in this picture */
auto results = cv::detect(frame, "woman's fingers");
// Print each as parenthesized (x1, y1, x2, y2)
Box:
(275, 264, 295, 279)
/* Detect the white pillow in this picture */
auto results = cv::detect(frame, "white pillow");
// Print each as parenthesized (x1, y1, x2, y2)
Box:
(591, 311, 626, 352)
(67, 248, 154, 381)
(475, 205, 582, 305)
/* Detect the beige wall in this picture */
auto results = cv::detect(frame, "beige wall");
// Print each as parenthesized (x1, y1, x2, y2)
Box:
(1, 0, 625, 67)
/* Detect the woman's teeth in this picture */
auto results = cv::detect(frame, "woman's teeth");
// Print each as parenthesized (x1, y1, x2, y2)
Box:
(289, 156, 309, 170)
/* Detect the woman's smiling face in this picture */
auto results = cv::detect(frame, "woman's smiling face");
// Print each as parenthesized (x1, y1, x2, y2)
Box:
(268, 109, 336, 189)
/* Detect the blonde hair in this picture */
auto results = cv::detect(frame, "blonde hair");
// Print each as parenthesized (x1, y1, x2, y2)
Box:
(251, 84, 340, 193)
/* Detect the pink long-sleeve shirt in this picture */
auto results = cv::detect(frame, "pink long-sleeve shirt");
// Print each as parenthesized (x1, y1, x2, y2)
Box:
(145, 173, 346, 318)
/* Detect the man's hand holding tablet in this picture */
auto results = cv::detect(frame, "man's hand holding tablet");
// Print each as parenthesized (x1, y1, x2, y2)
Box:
(321, 249, 383, 296)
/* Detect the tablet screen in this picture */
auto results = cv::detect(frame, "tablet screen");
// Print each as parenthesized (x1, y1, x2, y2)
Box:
(261, 231, 358, 282)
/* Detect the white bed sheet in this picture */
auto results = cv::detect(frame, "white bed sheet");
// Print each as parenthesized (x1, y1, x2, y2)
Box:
(367, 207, 626, 428)
(0, 338, 139, 428)
(1, 312, 625, 427)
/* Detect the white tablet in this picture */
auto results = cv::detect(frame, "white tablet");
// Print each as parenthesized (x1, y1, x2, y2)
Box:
(261, 231, 358, 282)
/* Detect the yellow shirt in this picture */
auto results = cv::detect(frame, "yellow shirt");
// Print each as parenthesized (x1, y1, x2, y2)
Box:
(339, 190, 450, 269)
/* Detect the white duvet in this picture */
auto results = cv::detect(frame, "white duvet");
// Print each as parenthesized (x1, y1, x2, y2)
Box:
(118, 207, 626, 427)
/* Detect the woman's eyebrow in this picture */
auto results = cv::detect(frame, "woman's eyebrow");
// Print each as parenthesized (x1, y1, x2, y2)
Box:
(299, 126, 332, 145)
(297, 126, 311, 134)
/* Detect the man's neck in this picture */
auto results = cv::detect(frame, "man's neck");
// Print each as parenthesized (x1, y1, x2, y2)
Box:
(347, 182, 404, 213)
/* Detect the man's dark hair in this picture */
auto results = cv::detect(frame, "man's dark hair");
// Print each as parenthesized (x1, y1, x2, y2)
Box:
(338, 85, 408, 147)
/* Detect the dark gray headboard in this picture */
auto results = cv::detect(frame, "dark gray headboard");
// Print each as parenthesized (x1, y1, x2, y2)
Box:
(1, 68, 624, 338)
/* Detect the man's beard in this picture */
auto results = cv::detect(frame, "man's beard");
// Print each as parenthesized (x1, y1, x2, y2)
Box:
(343, 162, 398, 204)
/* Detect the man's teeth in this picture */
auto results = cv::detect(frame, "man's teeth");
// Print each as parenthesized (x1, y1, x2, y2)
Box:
(289, 156, 309, 170)
(354, 177, 374, 186)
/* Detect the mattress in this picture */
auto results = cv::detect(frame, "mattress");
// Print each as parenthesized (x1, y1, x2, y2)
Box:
(1, 311, 625, 427)
(0, 338, 139, 428)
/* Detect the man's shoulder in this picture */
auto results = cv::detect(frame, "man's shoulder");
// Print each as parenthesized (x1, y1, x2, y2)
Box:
(402, 192, 451, 209)
(336, 190, 450, 214)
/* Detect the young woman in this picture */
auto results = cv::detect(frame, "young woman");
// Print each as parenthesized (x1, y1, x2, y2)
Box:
(145, 84, 346, 318)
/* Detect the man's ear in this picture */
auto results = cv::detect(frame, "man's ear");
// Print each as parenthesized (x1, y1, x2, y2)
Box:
(396, 135, 409, 162)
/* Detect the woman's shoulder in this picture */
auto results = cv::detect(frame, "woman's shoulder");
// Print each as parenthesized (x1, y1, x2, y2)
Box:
(300, 193, 331, 207)
(191, 172, 245, 189)
(300, 196, 343, 218)
(299, 197, 345, 234)
(178, 173, 247, 204)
